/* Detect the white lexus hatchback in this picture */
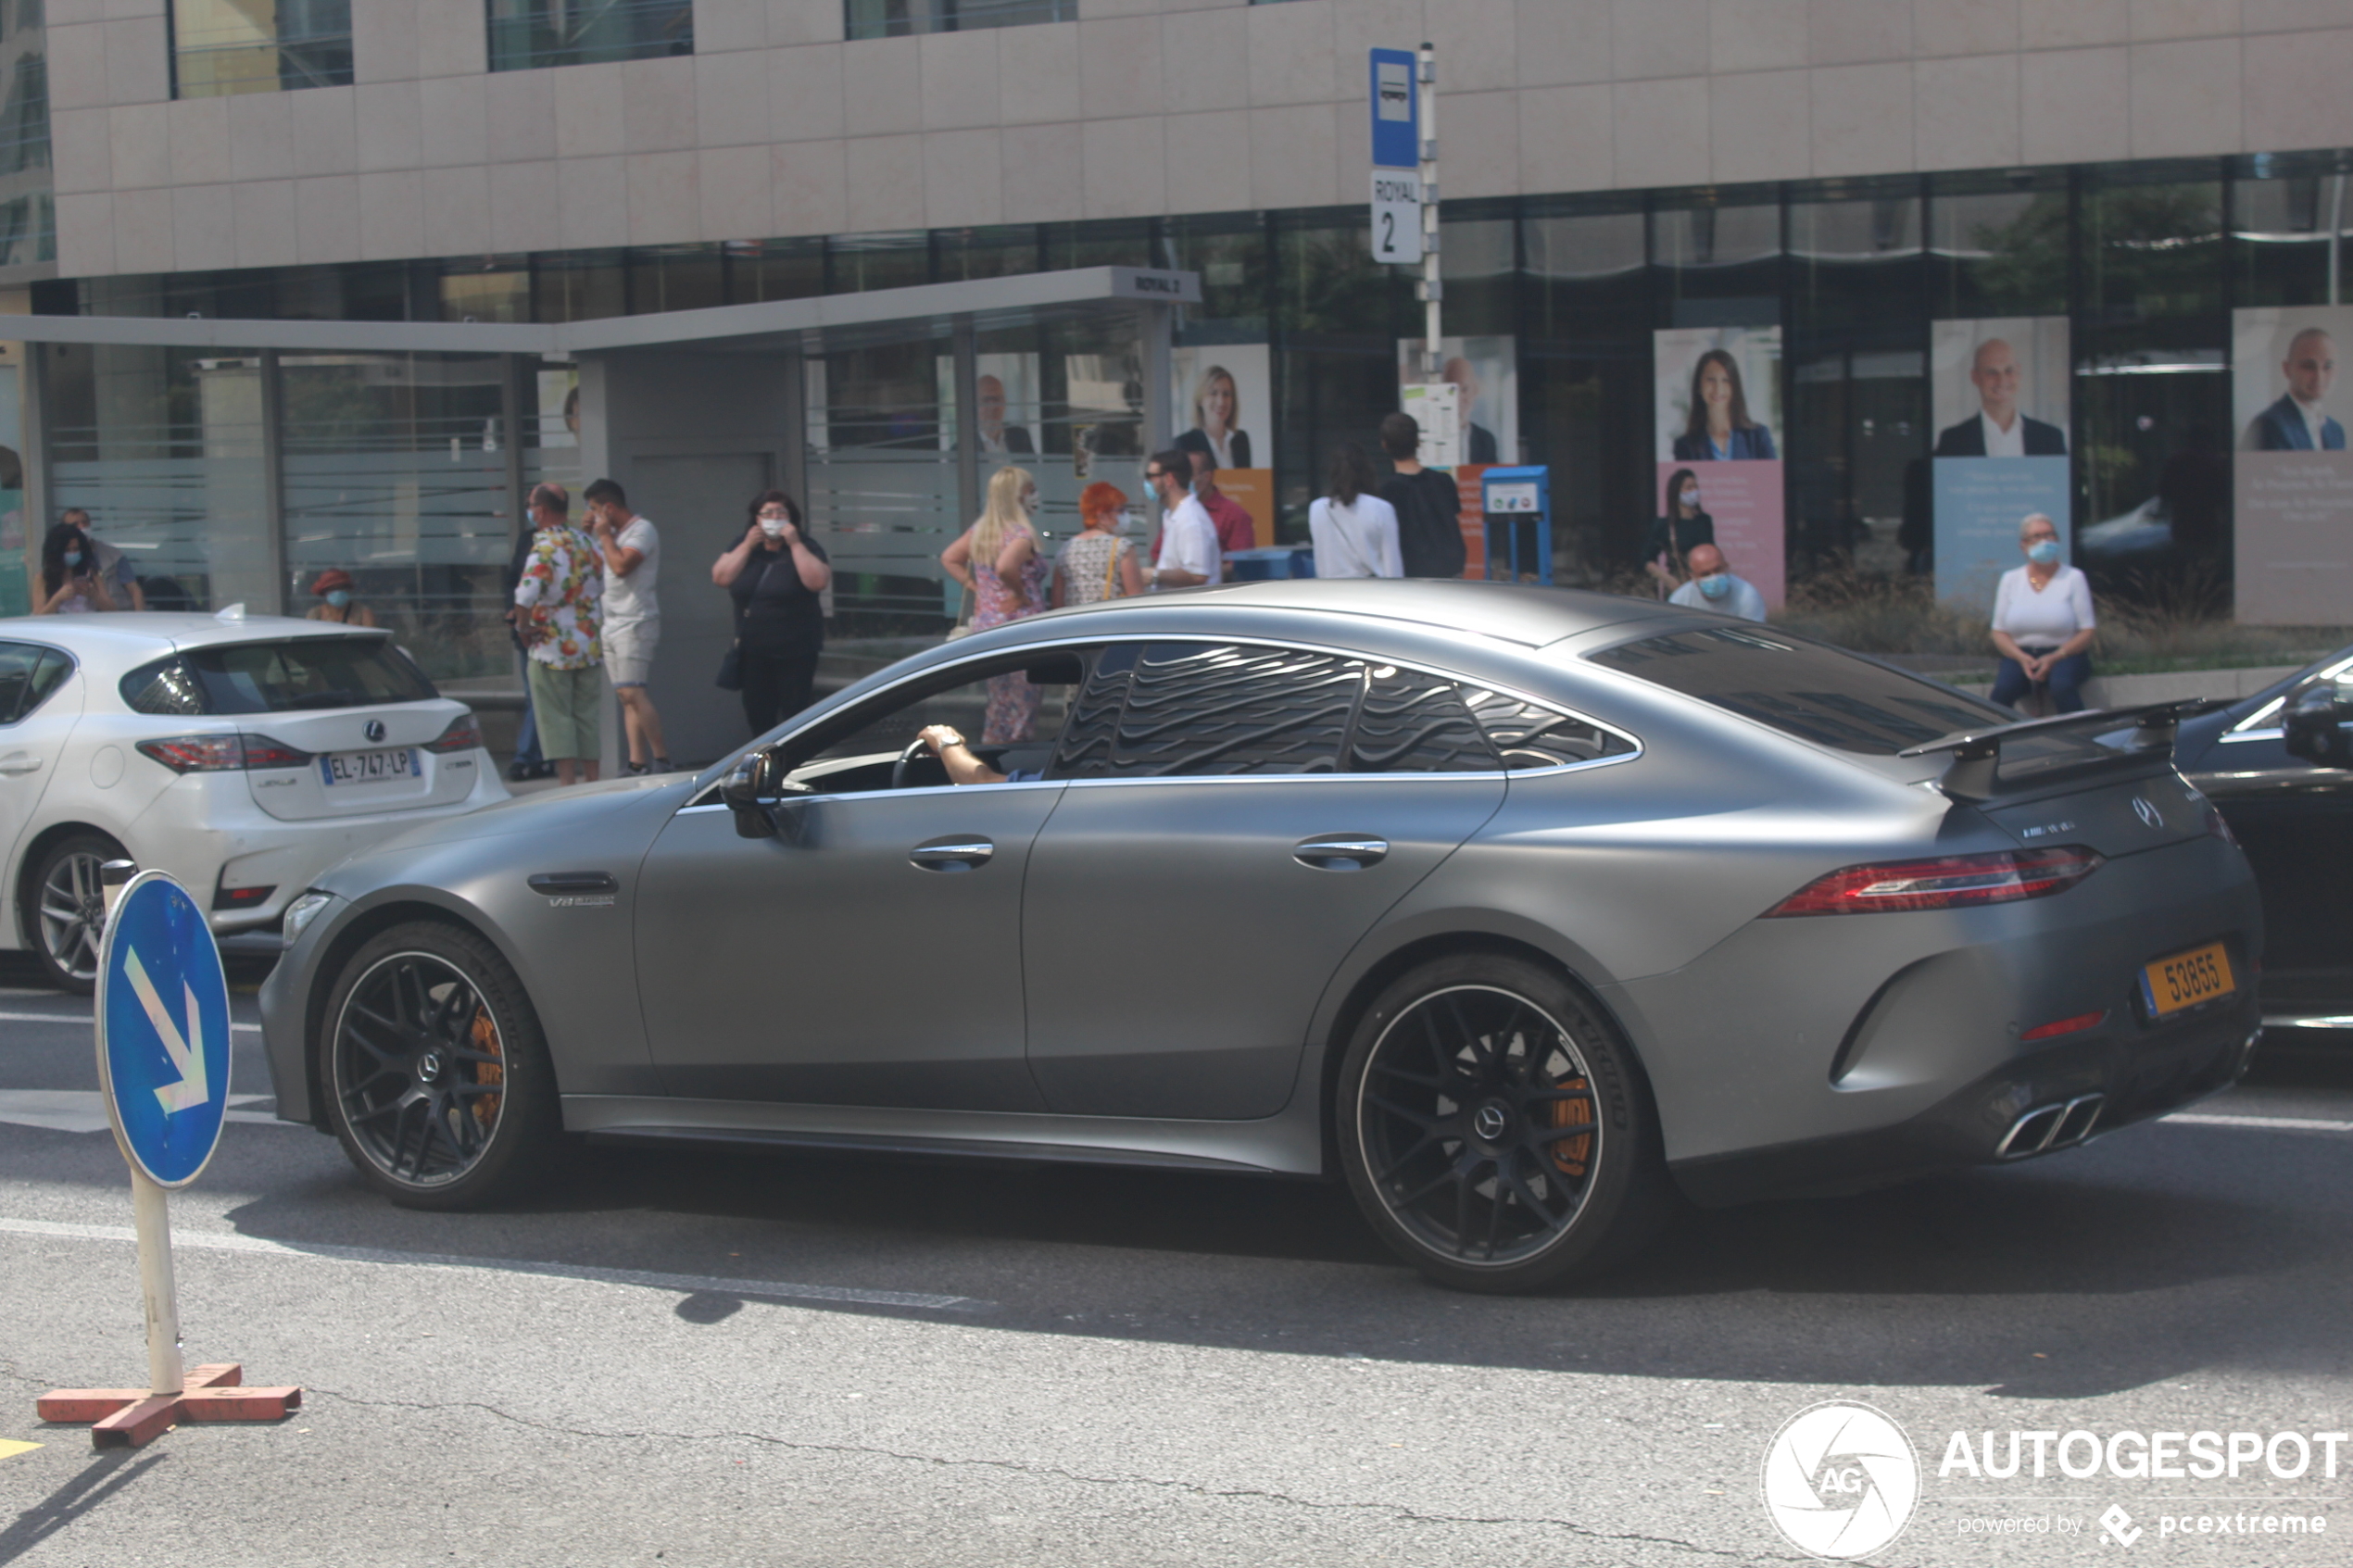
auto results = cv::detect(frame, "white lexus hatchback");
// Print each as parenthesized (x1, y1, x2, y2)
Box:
(0, 611, 508, 990)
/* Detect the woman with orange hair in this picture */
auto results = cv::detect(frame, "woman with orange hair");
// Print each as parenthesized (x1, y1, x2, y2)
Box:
(1051, 481, 1143, 608)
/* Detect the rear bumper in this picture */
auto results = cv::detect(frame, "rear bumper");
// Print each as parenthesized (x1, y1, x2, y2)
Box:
(1669, 988, 2259, 1206)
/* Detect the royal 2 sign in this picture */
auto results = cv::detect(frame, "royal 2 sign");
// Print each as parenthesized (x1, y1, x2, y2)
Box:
(95, 872, 233, 1189)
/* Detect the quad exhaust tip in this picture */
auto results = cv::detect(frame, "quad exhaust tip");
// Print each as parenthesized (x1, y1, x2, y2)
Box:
(1997, 1093, 2106, 1160)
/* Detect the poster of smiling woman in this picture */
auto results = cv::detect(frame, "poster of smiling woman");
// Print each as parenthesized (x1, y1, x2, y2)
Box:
(2233, 306, 2353, 624)
(1653, 325, 1783, 608)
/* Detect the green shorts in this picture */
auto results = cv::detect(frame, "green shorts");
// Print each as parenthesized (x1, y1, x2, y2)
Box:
(527, 661, 602, 760)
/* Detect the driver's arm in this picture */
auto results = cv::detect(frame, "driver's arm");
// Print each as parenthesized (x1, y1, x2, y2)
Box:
(917, 724, 1006, 785)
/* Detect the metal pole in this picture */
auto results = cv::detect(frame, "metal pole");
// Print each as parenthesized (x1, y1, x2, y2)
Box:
(2330, 173, 2345, 307)
(98, 859, 182, 1399)
(1417, 43, 1441, 381)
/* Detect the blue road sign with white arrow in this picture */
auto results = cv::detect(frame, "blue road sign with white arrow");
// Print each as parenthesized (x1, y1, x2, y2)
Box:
(95, 872, 232, 1189)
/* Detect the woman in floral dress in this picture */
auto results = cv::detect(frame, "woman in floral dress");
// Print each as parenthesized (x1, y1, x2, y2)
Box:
(1051, 481, 1143, 608)
(939, 464, 1050, 743)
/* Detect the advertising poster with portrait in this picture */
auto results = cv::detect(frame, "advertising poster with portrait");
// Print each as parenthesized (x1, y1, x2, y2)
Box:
(1400, 337, 1517, 576)
(936, 352, 1043, 460)
(1653, 326, 1784, 608)
(1929, 318, 2072, 609)
(2233, 305, 2353, 624)
(1171, 344, 1273, 546)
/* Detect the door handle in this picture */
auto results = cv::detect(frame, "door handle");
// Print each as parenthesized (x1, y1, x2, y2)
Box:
(911, 836, 994, 872)
(1293, 835, 1389, 871)
(0, 755, 41, 776)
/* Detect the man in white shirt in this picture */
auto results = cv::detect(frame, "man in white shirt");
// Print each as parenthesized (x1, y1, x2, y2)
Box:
(1667, 544, 1768, 621)
(1932, 339, 2068, 458)
(1143, 448, 1220, 589)
(585, 477, 671, 773)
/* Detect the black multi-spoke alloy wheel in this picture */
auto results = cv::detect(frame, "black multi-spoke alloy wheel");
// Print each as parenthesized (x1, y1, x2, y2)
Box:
(26, 833, 124, 994)
(321, 922, 560, 1209)
(1337, 955, 1672, 1293)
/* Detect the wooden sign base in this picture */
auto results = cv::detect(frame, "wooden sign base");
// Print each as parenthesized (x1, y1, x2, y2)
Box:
(39, 1363, 302, 1449)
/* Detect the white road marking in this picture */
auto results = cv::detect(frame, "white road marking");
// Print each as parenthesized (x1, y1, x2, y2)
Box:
(0, 1214, 988, 1312)
(0, 1089, 280, 1135)
(0, 1010, 259, 1033)
(2162, 1111, 2353, 1134)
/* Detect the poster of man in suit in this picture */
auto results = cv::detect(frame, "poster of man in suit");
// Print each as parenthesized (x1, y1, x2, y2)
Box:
(2234, 306, 2353, 623)
(1929, 318, 2072, 608)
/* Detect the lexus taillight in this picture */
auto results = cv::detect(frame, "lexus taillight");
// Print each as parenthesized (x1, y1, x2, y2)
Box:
(1765, 846, 2104, 917)
(423, 712, 482, 754)
(136, 734, 313, 773)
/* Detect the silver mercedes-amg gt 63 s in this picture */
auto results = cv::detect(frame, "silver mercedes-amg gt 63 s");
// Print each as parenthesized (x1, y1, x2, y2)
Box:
(257, 581, 2261, 1292)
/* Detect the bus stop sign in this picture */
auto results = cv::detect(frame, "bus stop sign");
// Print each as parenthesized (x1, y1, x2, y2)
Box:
(95, 872, 232, 1189)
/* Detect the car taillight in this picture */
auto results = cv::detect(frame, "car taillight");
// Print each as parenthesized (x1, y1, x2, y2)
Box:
(136, 734, 313, 773)
(212, 883, 276, 911)
(1765, 846, 2105, 917)
(423, 712, 482, 754)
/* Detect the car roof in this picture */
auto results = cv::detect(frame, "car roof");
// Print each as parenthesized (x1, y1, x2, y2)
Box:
(0, 611, 386, 660)
(1022, 578, 1686, 647)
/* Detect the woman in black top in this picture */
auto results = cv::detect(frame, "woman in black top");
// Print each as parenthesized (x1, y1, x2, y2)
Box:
(711, 489, 833, 736)
(1642, 467, 1716, 597)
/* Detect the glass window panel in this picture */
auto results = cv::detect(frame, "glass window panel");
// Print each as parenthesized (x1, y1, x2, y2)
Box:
(1439, 210, 1516, 336)
(2082, 166, 2224, 323)
(533, 250, 625, 322)
(1347, 666, 1498, 773)
(935, 225, 1040, 283)
(725, 239, 824, 304)
(1102, 643, 1362, 777)
(487, 0, 691, 71)
(829, 231, 931, 293)
(0, 47, 47, 174)
(439, 264, 530, 324)
(2233, 155, 2353, 310)
(46, 343, 273, 615)
(1655, 197, 1781, 322)
(1929, 176, 2070, 318)
(170, 0, 353, 96)
(1165, 215, 1267, 333)
(844, 0, 1074, 41)
(627, 244, 724, 314)
(805, 335, 961, 629)
(278, 353, 515, 682)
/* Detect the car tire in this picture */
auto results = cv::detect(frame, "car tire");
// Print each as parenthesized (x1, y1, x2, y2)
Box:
(1335, 953, 1674, 1294)
(24, 832, 126, 995)
(320, 921, 561, 1210)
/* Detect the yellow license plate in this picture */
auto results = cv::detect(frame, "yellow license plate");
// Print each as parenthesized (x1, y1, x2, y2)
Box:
(2140, 941, 2236, 1018)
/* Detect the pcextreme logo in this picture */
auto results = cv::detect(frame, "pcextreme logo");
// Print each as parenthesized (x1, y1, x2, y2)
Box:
(1761, 1400, 1921, 1560)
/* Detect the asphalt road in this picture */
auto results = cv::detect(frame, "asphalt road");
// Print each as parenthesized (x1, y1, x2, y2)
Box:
(1, 958, 2348, 1567)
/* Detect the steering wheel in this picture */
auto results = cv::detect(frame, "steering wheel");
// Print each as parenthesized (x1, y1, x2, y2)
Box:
(891, 735, 933, 791)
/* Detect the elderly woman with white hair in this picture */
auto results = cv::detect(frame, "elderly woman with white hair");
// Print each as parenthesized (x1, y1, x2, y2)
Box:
(1989, 512, 2095, 713)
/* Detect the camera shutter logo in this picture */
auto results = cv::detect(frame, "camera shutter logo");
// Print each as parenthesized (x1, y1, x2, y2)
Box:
(1760, 1401, 1919, 1560)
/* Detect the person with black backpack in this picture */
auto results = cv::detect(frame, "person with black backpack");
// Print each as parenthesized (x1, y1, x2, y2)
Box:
(1377, 412, 1468, 580)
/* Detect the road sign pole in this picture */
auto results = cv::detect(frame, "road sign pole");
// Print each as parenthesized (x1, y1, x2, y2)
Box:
(130, 1172, 184, 1395)
(1418, 42, 1440, 382)
(97, 860, 183, 1398)
(41, 862, 300, 1448)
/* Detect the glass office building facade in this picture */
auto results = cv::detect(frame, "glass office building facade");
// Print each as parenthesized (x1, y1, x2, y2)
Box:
(16, 145, 2353, 674)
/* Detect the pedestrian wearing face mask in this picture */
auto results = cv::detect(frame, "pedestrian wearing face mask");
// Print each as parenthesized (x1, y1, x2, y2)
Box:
(33, 521, 113, 614)
(1989, 512, 2095, 713)
(1643, 468, 1717, 597)
(1051, 482, 1143, 608)
(1667, 543, 1768, 622)
(305, 568, 378, 627)
(713, 488, 833, 736)
(941, 465, 1050, 742)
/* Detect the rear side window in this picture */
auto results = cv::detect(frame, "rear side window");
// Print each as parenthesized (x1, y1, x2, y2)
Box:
(0, 643, 72, 724)
(1589, 625, 2009, 756)
(120, 638, 437, 717)
(1049, 643, 1629, 779)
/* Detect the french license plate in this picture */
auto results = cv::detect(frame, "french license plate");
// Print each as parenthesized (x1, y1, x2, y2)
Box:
(320, 747, 419, 786)
(2139, 940, 2236, 1019)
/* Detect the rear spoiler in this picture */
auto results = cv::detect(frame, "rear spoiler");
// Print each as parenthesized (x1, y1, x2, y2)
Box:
(1898, 697, 2232, 802)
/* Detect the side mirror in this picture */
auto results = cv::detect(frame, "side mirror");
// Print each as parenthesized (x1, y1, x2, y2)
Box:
(719, 747, 811, 839)
(2284, 679, 2353, 768)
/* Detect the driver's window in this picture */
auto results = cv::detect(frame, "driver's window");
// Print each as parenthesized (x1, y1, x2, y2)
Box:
(786, 650, 1082, 794)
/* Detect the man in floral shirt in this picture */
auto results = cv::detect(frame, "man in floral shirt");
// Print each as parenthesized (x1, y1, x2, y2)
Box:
(512, 482, 605, 785)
